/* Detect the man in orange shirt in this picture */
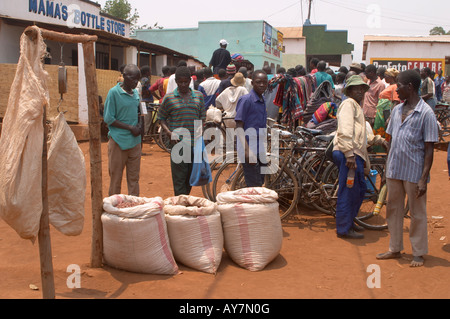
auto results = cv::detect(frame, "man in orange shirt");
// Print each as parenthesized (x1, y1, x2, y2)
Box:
(362, 64, 386, 127)
(150, 65, 170, 101)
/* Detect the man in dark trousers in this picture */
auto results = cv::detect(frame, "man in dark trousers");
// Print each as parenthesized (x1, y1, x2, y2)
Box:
(209, 39, 232, 75)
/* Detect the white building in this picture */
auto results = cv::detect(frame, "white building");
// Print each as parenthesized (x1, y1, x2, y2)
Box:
(363, 35, 450, 75)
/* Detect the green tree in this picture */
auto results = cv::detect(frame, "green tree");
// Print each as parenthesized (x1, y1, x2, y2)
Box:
(429, 26, 450, 35)
(102, 0, 139, 26)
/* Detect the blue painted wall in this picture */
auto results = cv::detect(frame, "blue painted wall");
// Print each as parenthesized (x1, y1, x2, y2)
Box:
(133, 20, 283, 71)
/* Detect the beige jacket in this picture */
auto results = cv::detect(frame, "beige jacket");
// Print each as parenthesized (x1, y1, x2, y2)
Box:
(333, 97, 384, 172)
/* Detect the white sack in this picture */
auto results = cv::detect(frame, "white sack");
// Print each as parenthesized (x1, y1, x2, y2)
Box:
(0, 26, 50, 241)
(47, 113, 86, 235)
(206, 106, 222, 124)
(102, 195, 178, 275)
(164, 195, 223, 274)
(216, 187, 283, 271)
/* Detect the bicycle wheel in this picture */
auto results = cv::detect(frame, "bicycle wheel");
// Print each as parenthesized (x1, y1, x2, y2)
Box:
(354, 165, 388, 230)
(230, 162, 299, 220)
(354, 184, 388, 230)
(202, 152, 236, 201)
(158, 126, 172, 153)
(318, 161, 339, 216)
(211, 161, 241, 201)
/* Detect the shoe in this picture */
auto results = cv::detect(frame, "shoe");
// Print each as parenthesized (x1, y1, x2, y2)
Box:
(353, 223, 365, 232)
(337, 229, 364, 239)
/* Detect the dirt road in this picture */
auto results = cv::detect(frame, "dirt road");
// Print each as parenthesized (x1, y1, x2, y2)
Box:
(0, 140, 449, 299)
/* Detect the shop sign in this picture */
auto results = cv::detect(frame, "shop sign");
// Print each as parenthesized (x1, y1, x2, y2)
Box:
(20, 0, 128, 36)
(371, 58, 445, 73)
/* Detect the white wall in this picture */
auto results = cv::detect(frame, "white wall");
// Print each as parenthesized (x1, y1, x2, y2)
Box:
(366, 41, 450, 61)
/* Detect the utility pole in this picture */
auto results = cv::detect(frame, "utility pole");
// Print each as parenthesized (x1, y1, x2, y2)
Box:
(307, 0, 313, 21)
(305, 0, 313, 25)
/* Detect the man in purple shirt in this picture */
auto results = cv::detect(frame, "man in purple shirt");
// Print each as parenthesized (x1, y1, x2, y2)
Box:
(235, 70, 269, 187)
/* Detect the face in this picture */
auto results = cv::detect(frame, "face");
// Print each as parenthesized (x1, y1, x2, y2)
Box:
(122, 69, 140, 90)
(346, 85, 367, 104)
(175, 76, 191, 94)
(396, 79, 411, 101)
(251, 72, 268, 96)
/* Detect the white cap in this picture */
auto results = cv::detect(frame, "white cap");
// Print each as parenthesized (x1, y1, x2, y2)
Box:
(219, 39, 228, 45)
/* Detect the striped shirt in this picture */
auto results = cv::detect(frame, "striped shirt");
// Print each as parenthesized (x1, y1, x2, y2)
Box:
(386, 98, 438, 183)
(158, 87, 206, 146)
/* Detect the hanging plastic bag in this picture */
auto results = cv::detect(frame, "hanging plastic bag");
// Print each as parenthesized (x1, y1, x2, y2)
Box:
(0, 26, 49, 241)
(189, 136, 212, 186)
(47, 112, 86, 236)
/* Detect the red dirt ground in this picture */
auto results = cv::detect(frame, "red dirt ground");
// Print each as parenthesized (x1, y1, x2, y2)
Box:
(1, 140, 449, 299)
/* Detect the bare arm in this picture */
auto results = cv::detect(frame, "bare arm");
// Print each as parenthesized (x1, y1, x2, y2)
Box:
(110, 119, 141, 137)
(416, 142, 434, 198)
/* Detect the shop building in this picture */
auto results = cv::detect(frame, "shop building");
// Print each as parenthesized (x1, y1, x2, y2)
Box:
(0, 0, 203, 138)
(133, 20, 284, 73)
(363, 35, 450, 75)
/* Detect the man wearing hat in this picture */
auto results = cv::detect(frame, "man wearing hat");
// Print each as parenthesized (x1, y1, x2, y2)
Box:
(332, 75, 388, 239)
(215, 72, 249, 128)
(209, 39, 232, 75)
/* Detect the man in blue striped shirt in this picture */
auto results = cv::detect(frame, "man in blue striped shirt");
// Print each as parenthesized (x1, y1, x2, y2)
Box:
(377, 70, 438, 267)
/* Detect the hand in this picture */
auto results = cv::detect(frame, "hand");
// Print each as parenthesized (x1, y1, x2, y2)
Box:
(346, 156, 357, 169)
(416, 179, 427, 198)
(129, 125, 141, 137)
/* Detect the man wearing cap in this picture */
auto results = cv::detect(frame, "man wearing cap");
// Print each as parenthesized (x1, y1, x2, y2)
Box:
(332, 75, 388, 239)
(209, 39, 232, 75)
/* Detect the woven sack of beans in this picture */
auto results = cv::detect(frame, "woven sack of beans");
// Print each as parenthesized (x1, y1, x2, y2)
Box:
(102, 195, 178, 275)
(164, 195, 223, 274)
(216, 187, 283, 271)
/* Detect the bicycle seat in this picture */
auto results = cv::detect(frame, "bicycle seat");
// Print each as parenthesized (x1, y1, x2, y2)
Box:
(296, 126, 323, 136)
(315, 135, 334, 143)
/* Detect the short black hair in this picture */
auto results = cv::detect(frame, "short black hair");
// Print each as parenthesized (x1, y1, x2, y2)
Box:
(398, 69, 421, 91)
(140, 65, 150, 76)
(365, 64, 377, 74)
(203, 67, 213, 78)
(177, 60, 187, 67)
(162, 65, 170, 76)
(317, 61, 327, 72)
(252, 69, 267, 80)
(175, 66, 192, 79)
(310, 58, 319, 67)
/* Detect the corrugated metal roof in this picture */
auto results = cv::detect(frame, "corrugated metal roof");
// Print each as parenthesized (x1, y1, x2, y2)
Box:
(276, 27, 304, 39)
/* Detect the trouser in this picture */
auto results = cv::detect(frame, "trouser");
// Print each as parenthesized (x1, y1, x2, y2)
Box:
(386, 178, 428, 256)
(333, 151, 367, 235)
(170, 146, 194, 196)
(108, 138, 141, 196)
(243, 161, 265, 187)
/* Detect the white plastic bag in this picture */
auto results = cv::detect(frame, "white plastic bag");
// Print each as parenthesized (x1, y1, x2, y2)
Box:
(0, 26, 50, 241)
(102, 195, 178, 275)
(216, 187, 283, 271)
(47, 113, 86, 235)
(206, 106, 222, 124)
(164, 195, 223, 274)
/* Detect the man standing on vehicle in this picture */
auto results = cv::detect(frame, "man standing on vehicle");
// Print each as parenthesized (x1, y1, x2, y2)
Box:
(376, 70, 438, 267)
(209, 39, 232, 75)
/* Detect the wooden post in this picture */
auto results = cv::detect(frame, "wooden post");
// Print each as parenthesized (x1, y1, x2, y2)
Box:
(38, 105, 55, 299)
(24, 26, 103, 272)
(82, 41, 103, 268)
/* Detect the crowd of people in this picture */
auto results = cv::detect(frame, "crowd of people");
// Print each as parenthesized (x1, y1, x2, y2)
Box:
(102, 39, 449, 268)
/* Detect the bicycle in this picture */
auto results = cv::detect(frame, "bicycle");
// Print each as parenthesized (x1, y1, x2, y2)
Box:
(142, 102, 172, 153)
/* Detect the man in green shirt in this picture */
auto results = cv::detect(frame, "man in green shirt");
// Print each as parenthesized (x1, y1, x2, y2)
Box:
(158, 66, 206, 195)
(103, 64, 143, 196)
(314, 60, 335, 89)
